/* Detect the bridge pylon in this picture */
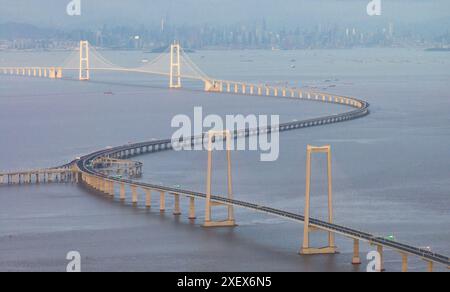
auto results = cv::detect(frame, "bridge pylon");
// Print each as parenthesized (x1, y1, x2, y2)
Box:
(203, 130, 236, 228)
(300, 145, 337, 255)
(169, 41, 181, 89)
(79, 40, 90, 81)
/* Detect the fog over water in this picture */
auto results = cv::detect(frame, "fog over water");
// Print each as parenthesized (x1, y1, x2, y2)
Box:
(0, 48, 449, 271)
(1, 0, 450, 30)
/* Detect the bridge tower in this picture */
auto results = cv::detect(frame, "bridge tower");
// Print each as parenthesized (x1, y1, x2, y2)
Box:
(300, 145, 337, 255)
(79, 40, 90, 81)
(169, 41, 181, 88)
(203, 130, 236, 227)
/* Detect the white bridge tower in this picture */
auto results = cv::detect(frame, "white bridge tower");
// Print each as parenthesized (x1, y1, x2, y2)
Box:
(169, 41, 181, 88)
(79, 41, 90, 81)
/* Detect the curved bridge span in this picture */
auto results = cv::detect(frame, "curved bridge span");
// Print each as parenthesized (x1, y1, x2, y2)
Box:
(69, 91, 448, 271)
(1, 41, 449, 272)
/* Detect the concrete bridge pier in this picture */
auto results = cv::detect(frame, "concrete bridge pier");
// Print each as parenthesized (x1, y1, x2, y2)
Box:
(173, 194, 181, 216)
(376, 245, 385, 272)
(101, 178, 107, 193)
(145, 189, 152, 208)
(120, 183, 126, 201)
(131, 186, 138, 205)
(159, 191, 166, 212)
(352, 239, 362, 265)
(108, 181, 115, 197)
(188, 197, 196, 220)
(49, 68, 56, 79)
(401, 253, 408, 272)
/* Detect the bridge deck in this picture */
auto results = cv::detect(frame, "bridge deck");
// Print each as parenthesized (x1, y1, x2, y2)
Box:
(73, 95, 449, 268)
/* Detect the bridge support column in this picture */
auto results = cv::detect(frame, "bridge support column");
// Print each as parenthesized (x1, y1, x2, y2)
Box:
(102, 178, 107, 193)
(56, 67, 63, 79)
(352, 239, 361, 265)
(300, 145, 337, 255)
(376, 245, 385, 272)
(95, 177, 100, 190)
(120, 183, 126, 201)
(145, 189, 152, 208)
(189, 197, 196, 220)
(100, 178, 106, 192)
(173, 194, 181, 215)
(49, 67, 56, 79)
(108, 181, 114, 197)
(203, 130, 236, 228)
(160, 191, 166, 212)
(131, 186, 138, 205)
(427, 261, 434, 272)
(401, 253, 408, 272)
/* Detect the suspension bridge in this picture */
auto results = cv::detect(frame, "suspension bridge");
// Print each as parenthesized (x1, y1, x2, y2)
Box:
(0, 41, 448, 272)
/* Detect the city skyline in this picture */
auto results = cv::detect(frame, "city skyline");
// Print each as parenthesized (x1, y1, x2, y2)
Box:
(0, 0, 449, 29)
(1, 1, 449, 50)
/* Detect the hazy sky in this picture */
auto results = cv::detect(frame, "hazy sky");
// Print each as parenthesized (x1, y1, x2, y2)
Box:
(0, 0, 449, 29)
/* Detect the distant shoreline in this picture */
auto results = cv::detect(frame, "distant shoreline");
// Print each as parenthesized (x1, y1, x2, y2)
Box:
(425, 48, 450, 52)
